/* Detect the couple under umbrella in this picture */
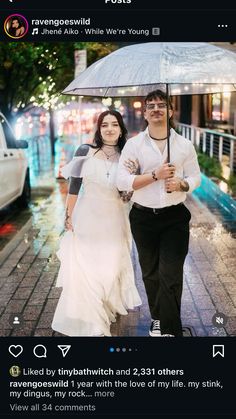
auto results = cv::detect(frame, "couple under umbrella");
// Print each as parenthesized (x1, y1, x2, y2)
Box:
(52, 42, 236, 337)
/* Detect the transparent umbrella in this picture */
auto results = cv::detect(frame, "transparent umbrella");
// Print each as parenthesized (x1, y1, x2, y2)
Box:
(63, 42, 236, 161)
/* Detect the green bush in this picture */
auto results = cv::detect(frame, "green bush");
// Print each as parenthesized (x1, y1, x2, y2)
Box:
(197, 153, 222, 178)
(228, 174, 236, 195)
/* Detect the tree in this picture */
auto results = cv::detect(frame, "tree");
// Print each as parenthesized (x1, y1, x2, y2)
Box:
(0, 42, 118, 155)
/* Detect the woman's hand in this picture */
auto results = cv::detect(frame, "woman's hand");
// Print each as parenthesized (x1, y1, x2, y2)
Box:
(64, 212, 73, 231)
(119, 191, 134, 202)
(124, 158, 140, 175)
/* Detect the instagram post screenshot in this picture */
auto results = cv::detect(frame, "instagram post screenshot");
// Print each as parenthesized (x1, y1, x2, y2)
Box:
(0, 0, 236, 416)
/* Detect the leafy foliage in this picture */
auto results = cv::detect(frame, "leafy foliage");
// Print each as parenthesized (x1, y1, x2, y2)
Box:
(228, 174, 236, 195)
(197, 152, 222, 178)
(0, 42, 118, 121)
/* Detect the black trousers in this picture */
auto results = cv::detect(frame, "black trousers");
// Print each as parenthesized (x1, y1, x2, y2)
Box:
(129, 203, 191, 337)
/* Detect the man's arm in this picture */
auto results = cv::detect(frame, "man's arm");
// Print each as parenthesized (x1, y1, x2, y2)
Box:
(116, 140, 138, 191)
(182, 142, 201, 192)
(117, 141, 156, 191)
(165, 143, 201, 193)
(133, 163, 176, 190)
(117, 140, 175, 191)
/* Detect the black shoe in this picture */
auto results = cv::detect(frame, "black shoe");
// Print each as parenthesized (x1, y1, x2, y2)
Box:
(149, 319, 161, 337)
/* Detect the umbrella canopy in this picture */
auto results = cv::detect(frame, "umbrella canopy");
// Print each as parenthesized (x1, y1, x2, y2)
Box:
(63, 42, 236, 97)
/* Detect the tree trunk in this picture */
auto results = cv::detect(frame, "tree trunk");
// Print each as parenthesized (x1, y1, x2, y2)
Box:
(49, 107, 56, 157)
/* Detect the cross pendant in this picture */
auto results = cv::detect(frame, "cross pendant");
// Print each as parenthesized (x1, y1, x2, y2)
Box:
(106, 172, 110, 178)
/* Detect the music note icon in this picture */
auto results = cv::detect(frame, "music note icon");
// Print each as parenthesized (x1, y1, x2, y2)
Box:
(32, 28, 38, 35)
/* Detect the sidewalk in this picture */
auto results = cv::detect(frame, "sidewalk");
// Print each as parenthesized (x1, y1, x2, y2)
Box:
(0, 178, 236, 337)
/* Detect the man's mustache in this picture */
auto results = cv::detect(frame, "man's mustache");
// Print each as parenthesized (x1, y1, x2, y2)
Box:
(150, 112, 164, 116)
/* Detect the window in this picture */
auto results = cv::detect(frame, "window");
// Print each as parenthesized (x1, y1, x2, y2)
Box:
(0, 115, 17, 148)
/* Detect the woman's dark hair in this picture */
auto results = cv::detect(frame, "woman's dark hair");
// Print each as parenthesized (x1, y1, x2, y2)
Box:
(12, 17, 21, 26)
(8, 17, 23, 37)
(144, 89, 175, 129)
(93, 110, 127, 153)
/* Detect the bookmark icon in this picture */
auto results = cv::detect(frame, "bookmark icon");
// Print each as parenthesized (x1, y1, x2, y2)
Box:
(212, 345, 224, 358)
(57, 345, 71, 358)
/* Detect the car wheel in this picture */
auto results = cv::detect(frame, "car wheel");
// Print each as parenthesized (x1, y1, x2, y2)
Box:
(17, 168, 31, 208)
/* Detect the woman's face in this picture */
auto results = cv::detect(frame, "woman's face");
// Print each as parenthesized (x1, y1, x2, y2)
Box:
(100, 114, 121, 145)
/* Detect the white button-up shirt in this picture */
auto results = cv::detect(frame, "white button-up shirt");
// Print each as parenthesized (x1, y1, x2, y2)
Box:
(117, 127, 201, 208)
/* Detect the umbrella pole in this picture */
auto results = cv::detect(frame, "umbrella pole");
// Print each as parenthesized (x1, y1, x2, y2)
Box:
(166, 83, 172, 194)
(166, 83, 170, 163)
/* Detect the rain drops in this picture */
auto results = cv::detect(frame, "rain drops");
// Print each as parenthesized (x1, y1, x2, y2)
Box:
(190, 223, 230, 242)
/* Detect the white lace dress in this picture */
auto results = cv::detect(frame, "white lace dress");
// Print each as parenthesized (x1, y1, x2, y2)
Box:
(51, 151, 141, 336)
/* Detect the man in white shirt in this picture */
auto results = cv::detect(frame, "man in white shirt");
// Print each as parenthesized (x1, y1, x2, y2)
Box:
(117, 89, 201, 337)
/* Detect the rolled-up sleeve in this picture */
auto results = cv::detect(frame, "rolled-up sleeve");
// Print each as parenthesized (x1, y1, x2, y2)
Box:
(116, 140, 137, 192)
(183, 143, 201, 193)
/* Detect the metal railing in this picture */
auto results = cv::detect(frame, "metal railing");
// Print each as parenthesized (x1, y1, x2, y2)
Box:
(177, 123, 236, 174)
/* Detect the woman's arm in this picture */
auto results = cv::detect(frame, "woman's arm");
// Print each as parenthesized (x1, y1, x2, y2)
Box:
(64, 144, 91, 231)
(64, 194, 78, 231)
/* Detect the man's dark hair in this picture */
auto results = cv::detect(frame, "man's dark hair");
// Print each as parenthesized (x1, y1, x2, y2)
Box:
(144, 89, 173, 109)
(144, 89, 175, 128)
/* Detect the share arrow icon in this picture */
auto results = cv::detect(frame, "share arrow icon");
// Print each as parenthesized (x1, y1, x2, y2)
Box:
(57, 345, 71, 357)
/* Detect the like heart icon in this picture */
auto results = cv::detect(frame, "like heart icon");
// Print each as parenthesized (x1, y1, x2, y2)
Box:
(8, 345, 23, 358)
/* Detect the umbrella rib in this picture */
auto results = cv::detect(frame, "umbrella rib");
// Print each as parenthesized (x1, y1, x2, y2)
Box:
(103, 87, 109, 98)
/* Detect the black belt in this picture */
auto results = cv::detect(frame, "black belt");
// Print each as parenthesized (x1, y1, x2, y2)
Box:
(133, 202, 182, 214)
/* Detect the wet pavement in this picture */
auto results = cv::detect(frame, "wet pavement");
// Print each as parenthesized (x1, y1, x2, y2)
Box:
(0, 172, 236, 337)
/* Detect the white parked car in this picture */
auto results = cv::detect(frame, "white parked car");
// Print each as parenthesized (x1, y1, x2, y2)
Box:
(0, 112, 30, 210)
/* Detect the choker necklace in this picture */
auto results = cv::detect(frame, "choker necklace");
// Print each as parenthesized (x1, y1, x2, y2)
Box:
(150, 135, 168, 141)
(102, 142, 118, 146)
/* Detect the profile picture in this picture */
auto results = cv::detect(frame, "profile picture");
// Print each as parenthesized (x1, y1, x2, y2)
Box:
(9, 366, 21, 378)
(4, 14, 29, 39)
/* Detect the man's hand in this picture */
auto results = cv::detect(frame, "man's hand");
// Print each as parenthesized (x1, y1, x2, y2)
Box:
(155, 162, 176, 180)
(165, 177, 189, 192)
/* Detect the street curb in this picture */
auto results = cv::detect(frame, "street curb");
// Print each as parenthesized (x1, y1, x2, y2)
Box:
(0, 217, 33, 267)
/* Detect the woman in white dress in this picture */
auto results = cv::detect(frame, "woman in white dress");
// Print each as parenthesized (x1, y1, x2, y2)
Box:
(52, 110, 142, 336)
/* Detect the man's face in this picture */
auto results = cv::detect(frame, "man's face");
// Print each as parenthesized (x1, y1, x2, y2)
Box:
(144, 97, 173, 125)
(12, 20, 19, 28)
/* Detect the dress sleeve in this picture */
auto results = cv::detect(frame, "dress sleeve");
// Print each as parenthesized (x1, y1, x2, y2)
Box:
(66, 144, 90, 196)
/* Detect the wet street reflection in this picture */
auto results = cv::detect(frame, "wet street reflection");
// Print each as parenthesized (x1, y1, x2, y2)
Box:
(0, 169, 236, 338)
